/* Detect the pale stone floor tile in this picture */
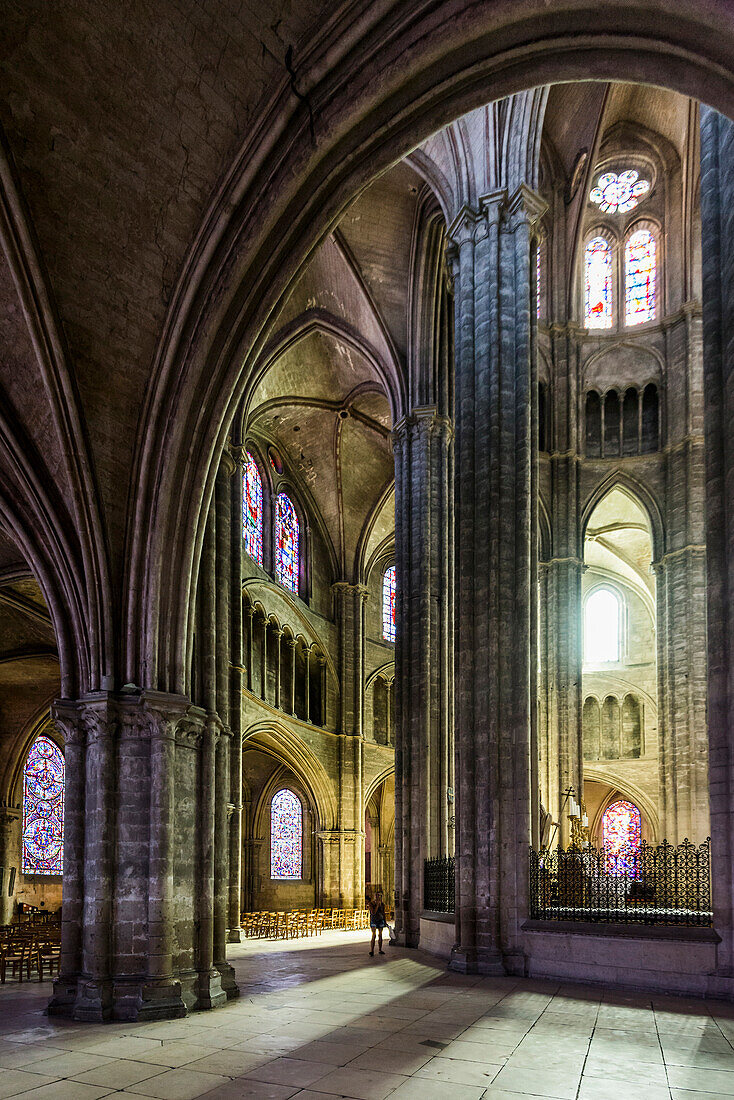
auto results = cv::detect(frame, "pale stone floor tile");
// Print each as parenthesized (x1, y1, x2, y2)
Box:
(124, 1066, 231, 1099)
(0, 1069, 60, 1099)
(243, 1057, 335, 1087)
(70, 1060, 168, 1087)
(502, 1048, 586, 1073)
(664, 1049, 734, 1071)
(386, 1079, 487, 1099)
(578, 1079, 672, 1100)
(413, 1056, 501, 1088)
(671, 1092, 734, 1100)
(667, 1066, 734, 1094)
(582, 1055, 669, 1085)
(0, 1043, 71, 1069)
(302, 1065, 408, 1100)
(24, 1050, 116, 1076)
(490, 1064, 581, 1099)
(77, 1036, 171, 1059)
(346, 1046, 433, 1074)
(184, 1049, 271, 1076)
(662, 1035, 734, 1056)
(434, 1039, 515, 1064)
(157, 1084, 298, 1100)
(125, 1040, 223, 1068)
(285, 1040, 364, 1066)
(4, 1083, 115, 1100)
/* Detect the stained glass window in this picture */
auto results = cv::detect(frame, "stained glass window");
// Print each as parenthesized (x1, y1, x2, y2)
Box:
(585, 237, 613, 329)
(22, 735, 64, 875)
(590, 170, 650, 214)
(584, 587, 620, 664)
(383, 565, 396, 642)
(602, 799, 642, 876)
(625, 229, 656, 325)
(275, 493, 299, 593)
(243, 451, 263, 565)
(536, 242, 542, 320)
(270, 789, 302, 879)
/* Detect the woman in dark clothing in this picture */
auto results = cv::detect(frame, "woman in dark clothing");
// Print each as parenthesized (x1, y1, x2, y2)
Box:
(369, 891, 387, 956)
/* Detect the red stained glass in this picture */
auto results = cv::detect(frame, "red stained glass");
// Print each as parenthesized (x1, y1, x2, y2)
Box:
(602, 799, 641, 876)
(271, 789, 302, 879)
(243, 451, 263, 565)
(625, 230, 656, 325)
(276, 493, 299, 593)
(22, 735, 64, 875)
(585, 237, 613, 329)
(382, 566, 395, 642)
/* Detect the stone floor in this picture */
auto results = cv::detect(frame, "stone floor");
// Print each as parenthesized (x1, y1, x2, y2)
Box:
(1, 932, 734, 1099)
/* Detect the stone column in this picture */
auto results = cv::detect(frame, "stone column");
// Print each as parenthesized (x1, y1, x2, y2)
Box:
(48, 690, 228, 1021)
(268, 628, 279, 712)
(245, 606, 254, 693)
(392, 407, 454, 947)
(656, 305, 709, 844)
(0, 805, 19, 926)
(228, 446, 244, 940)
(260, 617, 267, 701)
(332, 582, 369, 908)
(304, 645, 310, 722)
(448, 184, 545, 975)
(286, 636, 297, 716)
(696, 106, 734, 996)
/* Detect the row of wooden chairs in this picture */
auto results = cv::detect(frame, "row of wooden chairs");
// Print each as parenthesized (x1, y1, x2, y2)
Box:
(241, 907, 371, 939)
(0, 927, 61, 983)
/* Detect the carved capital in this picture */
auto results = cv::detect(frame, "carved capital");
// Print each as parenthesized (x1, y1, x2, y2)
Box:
(505, 183, 547, 231)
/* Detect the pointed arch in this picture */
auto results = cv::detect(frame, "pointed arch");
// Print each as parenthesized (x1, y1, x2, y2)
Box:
(242, 721, 338, 831)
(581, 472, 664, 562)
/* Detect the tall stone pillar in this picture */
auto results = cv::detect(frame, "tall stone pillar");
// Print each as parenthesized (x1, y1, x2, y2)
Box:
(49, 690, 235, 1021)
(656, 305, 709, 844)
(448, 183, 545, 975)
(697, 107, 734, 996)
(392, 407, 454, 947)
(228, 446, 244, 940)
(332, 582, 368, 907)
(0, 806, 19, 926)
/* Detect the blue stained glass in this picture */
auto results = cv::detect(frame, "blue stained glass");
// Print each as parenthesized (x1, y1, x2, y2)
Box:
(275, 493, 299, 593)
(271, 789, 302, 879)
(243, 452, 263, 565)
(625, 229, 656, 325)
(382, 566, 396, 642)
(22, 735, 64, 875)
(585, 236, 613, 329)
(603, 799, 641, 876)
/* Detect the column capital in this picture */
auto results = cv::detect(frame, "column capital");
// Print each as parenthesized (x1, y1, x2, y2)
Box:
(505, 182, 547, 230)
(332, 581, 370, 602)
(391, 407, 454, 449)
(219, 447, 238, 478)
(446, 203, 483, 249)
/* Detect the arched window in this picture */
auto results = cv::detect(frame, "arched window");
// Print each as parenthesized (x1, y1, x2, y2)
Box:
(585, 236, 613, 329)
(625, 229, 656, 325)
(584, 587, 620, 664)
(270, 789, 302, 879)
(243, 451, 263, 565)
(382, 565, 396, 642)
(22, 735, 64, 875)
(275, 493, 299, 593)
(602, 799, 642, 876)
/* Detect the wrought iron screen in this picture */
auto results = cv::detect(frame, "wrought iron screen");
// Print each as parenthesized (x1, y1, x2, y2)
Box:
(424, 856, 455, 914)
(529, 839, 712, 927)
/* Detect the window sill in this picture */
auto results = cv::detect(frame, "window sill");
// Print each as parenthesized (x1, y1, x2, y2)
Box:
(522, 918, 720, 943)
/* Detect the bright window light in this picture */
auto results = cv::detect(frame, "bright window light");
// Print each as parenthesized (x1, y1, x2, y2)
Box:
(585, 588, 620, 664)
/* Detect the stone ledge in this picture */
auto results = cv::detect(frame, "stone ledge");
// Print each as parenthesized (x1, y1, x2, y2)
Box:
(522, 918, 721, 943)
(420, 910, 455, 924)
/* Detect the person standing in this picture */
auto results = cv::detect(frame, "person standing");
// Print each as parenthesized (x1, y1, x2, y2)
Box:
(369, 891, 386, 956)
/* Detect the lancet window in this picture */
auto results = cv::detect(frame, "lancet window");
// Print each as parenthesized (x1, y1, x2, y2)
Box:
(625, 229, 657, 325)
(585, 236, 613, 328)
(270, 789, 302, 879)
(243, 451, 263, 565)
(602, 799, 642, 876)
(382, 565, 396, 642)
(275, 493, 299, 593)
(584, 587, 621, 665)
(22, 735, 64, 875)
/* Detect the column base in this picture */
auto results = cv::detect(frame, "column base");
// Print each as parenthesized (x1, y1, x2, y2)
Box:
(216, 961, 239, 1000)
(48, 977, 113, 1021)
(449, 945, 505, 975)
(227, 928, 242, 943)
(197, 968, 227, 1009)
